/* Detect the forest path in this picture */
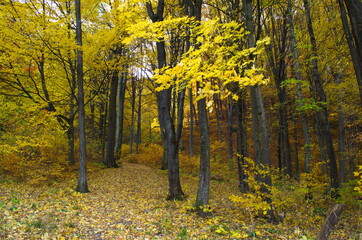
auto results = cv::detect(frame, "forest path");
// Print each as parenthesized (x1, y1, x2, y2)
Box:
(0, 162, 238, 239)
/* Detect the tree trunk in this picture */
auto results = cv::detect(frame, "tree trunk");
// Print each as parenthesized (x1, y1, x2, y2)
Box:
(267, 12, 292, 177)
(303, 0, 339, 190)
(236, 92, 248, 192)
(105, 71, 119, 168)
(136, 83, 143, 154)
(147, 0, 184, 200)
(318, 204, 346, 240)
(227, 95, 234, 170)
(189, 87, 194, 157)
(243, 0, 275, 222)
(287, 0, 312, 173)
(129, 76, 136, 154)
(214, 93, 222, 142)
(75, 0, 89, 193)
(341, 0, 362, 105)
(115, 68, 128, 157)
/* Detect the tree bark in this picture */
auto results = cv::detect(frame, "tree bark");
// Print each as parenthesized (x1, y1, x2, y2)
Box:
(267, 11, 292, 177)
(147, 0, 184, 200)
(341, 0, 362, 105)
(236, 91, 248, 192)
(115, 68, 128, 157)
(189, 87, 194, 157)
(227, 95, 234, 170)
(303, 0, 339, 190)
(129, 76, 136, 154)
(318, 204, 346, 240)
(105, 71, 119, 168)
(75, 0, 89, 193)
(136, 83, 143, 154)
(287, 0, 312, 173)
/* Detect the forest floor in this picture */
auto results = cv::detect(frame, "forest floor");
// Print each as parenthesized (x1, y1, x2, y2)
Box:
(0, 161, 360, 239)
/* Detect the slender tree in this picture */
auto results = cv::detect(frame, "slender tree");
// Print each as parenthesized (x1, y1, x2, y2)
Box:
(75, 0, 89, 193)
(338, 0, 362, 105)
(303, 0, 339, 190)
(147, 0, 184, 200)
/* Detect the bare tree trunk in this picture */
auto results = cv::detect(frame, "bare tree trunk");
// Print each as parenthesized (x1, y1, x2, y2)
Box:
(147, 0, 184, 200)
(105, 71, 119, 168)
(303, 0, 339, 191)
(287, 0, 312, 173)
(196, 84, 210, 209)
(115, 68, 128, 157)
(267, 11, 292, 177)
(129, 76, 136, 154)
(189, 87, 194, 157)
(243, 0, 276, 222)
(214, 93, 222, 142)
(75, 0, 89, 193)
(227, 95, 233, 170)
(339, 0, 362, 105)
(318, 204, 346, 240)
(236, 92, 249, 192)
(136, 83, 143, 154)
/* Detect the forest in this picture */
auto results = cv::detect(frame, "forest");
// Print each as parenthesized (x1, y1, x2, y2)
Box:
(0, 0, 361, 239)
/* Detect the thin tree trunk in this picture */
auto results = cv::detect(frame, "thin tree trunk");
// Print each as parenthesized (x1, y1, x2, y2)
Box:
(105, 71, 119, 168)
(214, 93, 222, 142)
(243, 0, 275, 222)
(196, 86, 210, 209)
(136, 83, 143, 154)
(340, 0, 362, 105)
(189, 87, 194, 157)
(227, 95, 233, 170)
(293, 116, 300, 180)
(115, 69, 128, 157)
(303, 0, 339, 190)
(75, 0, 89, 193)
(129, 76, 136, 154)
(267, 13, 292, 177)
(287, 0, 312, 173)
(236, 92, 248, 192)
(147, 0, 184, 200)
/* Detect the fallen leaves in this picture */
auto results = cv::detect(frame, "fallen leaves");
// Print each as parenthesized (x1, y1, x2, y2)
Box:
(0, 162, 360, 239)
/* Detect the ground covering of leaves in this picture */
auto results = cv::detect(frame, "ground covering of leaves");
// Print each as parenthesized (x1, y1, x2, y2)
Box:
(0, 161, 360, 239)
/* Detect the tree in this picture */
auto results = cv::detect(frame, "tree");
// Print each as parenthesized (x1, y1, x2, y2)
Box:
(338, 0, 362, 105)
(75, 0, 89, 193)
(303, 0, 339, 191)
(146, 0, 185, 200)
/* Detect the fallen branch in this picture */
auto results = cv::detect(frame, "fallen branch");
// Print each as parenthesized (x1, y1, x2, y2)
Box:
(318, 204, 346, 240)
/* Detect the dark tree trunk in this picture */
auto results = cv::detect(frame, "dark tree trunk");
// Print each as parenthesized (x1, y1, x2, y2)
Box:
(115, 69, 128, 157)
(67, 116, 75, 166)
(189, 87, 194, 157)
(267, 12, 292, 177)
(105, 71, 119, 168)
(236, 92, 249, 192)
(287, 0, 312, 173)
(75, 0, 89, 193)
(136, 83, 143, 154)
(303, 0, 339, 190)
(243, 0, 276, 222)
(340, 0, 362, 105)
(293, 117, 300, 180)
(147, 0, 184, 200)
(129, 76, 136, 154)
(99, 101, 107, 163)
(214, 93, 222, 142)
(196, 93, 211, 208)
(227, 95, 234, 170)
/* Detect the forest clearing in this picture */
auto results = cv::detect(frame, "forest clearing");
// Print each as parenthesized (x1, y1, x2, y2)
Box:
(1, 0, 362, 239)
